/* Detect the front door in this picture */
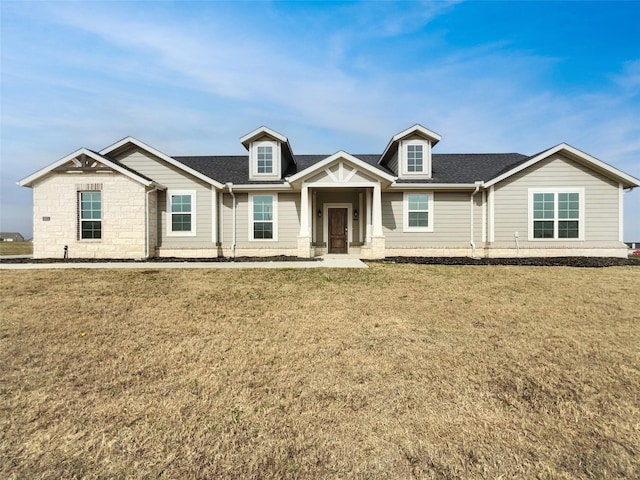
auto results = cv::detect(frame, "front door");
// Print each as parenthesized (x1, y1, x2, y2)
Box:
(328, 208, 348, 254)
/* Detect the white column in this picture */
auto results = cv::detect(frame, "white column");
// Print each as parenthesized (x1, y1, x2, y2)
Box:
(312, 190, 317, 243)
(299, 184, 309, 237)
(372, 182, 383, 236)
(366, 188, 372, 243)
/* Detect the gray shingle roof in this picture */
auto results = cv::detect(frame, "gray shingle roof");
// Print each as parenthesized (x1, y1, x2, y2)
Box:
(171, 152, 529, 184)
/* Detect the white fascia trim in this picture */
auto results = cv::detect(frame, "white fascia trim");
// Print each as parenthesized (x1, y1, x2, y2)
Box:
(392, 124, 442, 144)
(388, 183, 480, 190)
(226, 183, 293, 191)
(240, 126, 287, 147)
(485, 143, 640, 188)
(287, 151, 396, 183)
(18, 148, 154, 188)
(379, 124, 442, 164)
(100, 136, 225, 189)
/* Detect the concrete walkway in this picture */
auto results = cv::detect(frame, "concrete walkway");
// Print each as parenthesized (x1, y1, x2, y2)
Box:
(0, 257, 368, 270)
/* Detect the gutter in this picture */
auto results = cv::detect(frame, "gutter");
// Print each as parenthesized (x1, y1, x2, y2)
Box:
(470, 182, 483, 258)
(226, 182, 236, 258)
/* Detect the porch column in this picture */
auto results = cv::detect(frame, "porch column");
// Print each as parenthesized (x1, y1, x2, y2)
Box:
(299, 184, 309, 237)
(297, 184, 312, 257)
(372, 182, 383, 236)
(365, 182, 385, 259)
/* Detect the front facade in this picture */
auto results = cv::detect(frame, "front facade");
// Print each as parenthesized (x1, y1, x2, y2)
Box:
(19, 125, 639, 259)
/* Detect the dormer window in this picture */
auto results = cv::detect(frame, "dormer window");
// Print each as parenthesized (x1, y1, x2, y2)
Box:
(249, 140, 281, 180)
(407, 144, 424, 172)
(257, 145, 273, 173)
(399, 139, 431, 178)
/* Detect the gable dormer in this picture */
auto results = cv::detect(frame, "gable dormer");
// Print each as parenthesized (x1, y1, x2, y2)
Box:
(379, 124, 441, 179)
(240, 126, 295, 181)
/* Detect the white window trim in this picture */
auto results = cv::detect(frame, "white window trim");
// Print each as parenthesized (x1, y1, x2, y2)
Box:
(167, 190, 197, 237)
(527, 187, 585, 241)
(249, 140, 281, 180)
(78, 190, 103, 241)
(249, 193, 278, 242)
(403, 191, 434, 232)
(399, 139, 431, 178)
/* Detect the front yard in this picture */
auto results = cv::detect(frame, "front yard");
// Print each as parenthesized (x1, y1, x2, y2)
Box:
(1, 264, 638, 478)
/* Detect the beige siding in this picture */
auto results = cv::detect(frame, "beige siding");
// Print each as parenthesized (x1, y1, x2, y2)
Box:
(383, 191, 472, 247)
(221, 192, 299, 250)
(492, 154, 621, 248)
(386, 151, 398, 175)
(113, 146, 216, 248)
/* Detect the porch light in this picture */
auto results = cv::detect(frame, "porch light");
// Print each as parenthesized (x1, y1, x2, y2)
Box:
(317, 209, 322, 218)
(353, 209, 359, 220)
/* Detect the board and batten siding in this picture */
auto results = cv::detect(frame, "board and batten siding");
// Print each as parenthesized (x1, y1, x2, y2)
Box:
(112, 146, 216, 248)
(221, 192, 299, 249)
(492, 154, 621, 247)
(382, 191, 473, 247)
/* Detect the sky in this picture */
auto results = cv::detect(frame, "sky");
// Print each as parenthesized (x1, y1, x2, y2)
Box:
(1, 0, 639, 240)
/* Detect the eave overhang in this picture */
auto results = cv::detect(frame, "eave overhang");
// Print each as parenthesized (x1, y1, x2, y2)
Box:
(379, 124, 442, 165)
(100, 136, 225, 189)
(17, 148, 161, 188)
(483, 143, 640, 189)
(286, 151, 396, 186)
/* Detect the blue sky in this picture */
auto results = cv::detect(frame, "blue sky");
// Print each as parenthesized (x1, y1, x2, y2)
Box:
(2, 0, 639, 240)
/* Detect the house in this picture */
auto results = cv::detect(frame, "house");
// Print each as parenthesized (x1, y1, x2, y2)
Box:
(18, 125, 639, 259)
(0, 232, 25, 242)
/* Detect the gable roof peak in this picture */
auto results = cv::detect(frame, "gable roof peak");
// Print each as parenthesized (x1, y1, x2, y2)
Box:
(240, 126, 288, 149)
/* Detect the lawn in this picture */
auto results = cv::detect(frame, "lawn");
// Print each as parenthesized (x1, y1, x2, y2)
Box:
(1, 264, 638, 479)
(0, 241, 32, 256)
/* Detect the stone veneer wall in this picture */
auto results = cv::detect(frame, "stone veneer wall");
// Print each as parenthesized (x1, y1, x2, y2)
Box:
(32, 173, 147, 259)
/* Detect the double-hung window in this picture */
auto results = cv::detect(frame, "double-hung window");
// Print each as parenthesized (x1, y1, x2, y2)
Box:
(250, 194, 277, 240)
(407, 145, 424, 172)
(403, 192, 433, 232)
(257, 146, 273, 174)
(168, 191, 196, 236)
(79, 191, 102, 239)
(529, 188, 583, 240)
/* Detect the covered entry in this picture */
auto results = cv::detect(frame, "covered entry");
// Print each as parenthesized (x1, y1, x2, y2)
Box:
(287, 151, 395, 258)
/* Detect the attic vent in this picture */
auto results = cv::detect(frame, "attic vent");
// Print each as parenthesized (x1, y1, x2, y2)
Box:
(76, 183, 103, 191)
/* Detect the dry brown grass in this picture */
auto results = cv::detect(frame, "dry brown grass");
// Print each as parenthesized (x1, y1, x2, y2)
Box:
(0, 242, 32, 256)
(1, 264, 639, 479)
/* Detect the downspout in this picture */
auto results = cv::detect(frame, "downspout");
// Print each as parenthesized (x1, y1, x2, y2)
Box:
(145, 186, 160, 259)
(470, 182, 482, 258)
(226, 182, 236, 259)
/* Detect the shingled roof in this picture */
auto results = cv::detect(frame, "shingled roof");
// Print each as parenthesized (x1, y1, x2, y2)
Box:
(171, 152, 529, 184)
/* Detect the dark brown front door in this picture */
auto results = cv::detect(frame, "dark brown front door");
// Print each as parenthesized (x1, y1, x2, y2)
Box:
(328, 208, 348, 254)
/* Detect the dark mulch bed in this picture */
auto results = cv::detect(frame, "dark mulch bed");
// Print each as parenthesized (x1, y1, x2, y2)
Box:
(0, 256, 320, 264)
(372, 256, 640, 268)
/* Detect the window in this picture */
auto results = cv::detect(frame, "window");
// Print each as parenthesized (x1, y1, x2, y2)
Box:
(79, 191, 102, 239)
(257, 146, 273, 174)
(407, 145, 423, 172)
(250, 194, 278, 241)
(403, 192, 433, 232)
(167, 191, 196, 236)
(529, 189, 583, 240)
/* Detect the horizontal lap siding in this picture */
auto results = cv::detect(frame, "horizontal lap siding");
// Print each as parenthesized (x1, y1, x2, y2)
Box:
(221, 192, 299, 248)
(114, 147, 215, 248)
(383, 192, 472, 247)
(493, 155, 620, 247)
